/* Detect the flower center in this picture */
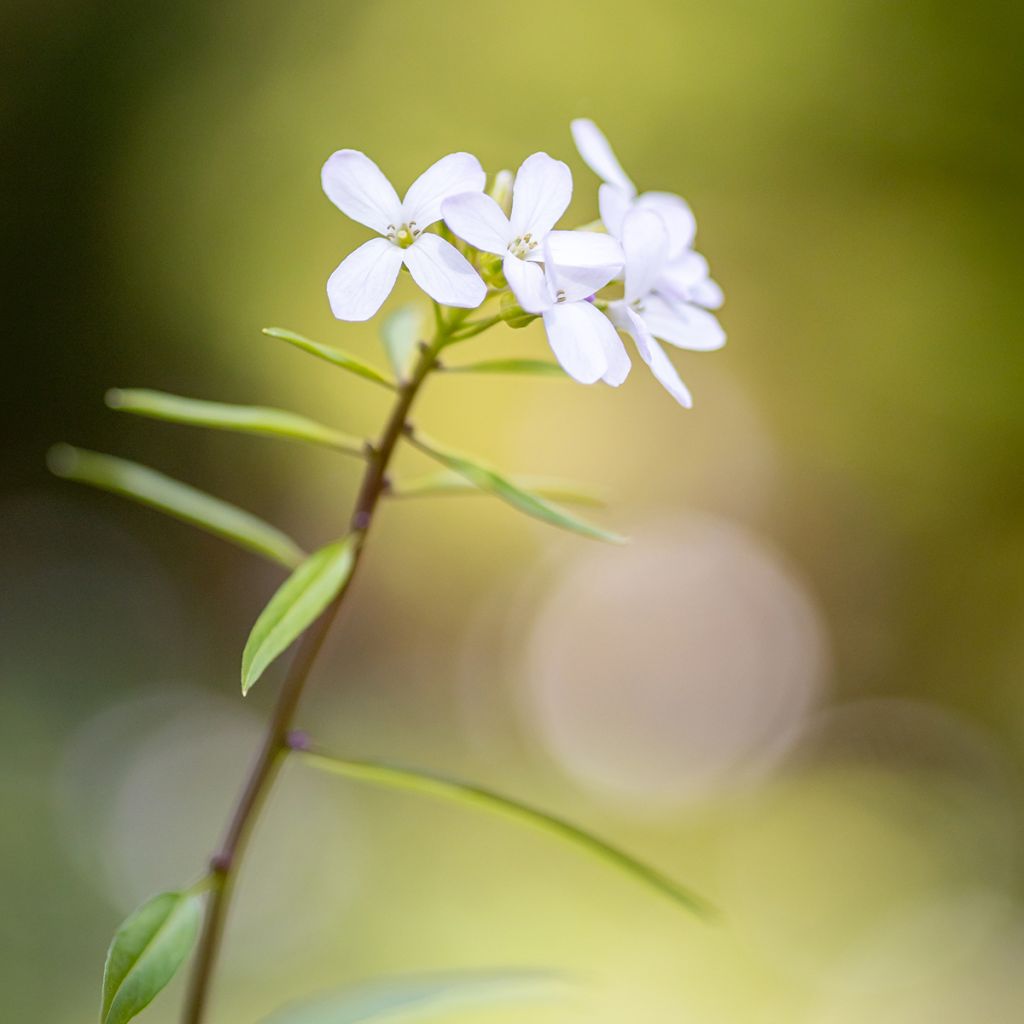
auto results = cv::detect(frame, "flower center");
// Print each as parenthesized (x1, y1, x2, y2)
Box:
(386, 222, 420, 248)
(507, 232, 539, 259)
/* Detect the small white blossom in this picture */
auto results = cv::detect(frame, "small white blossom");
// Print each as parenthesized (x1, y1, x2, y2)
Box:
(608, 208, 725, 408)
(571, 118, 698, 257)
(322, 150, 487, 320)
(442, 152, 622, 313)
(514, 239, 630, 387)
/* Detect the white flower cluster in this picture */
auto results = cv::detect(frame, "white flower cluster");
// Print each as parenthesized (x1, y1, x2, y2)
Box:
(322, 120, 724, 407)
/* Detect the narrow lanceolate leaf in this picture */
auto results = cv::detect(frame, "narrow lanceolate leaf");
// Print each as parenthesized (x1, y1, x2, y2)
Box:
(406, 433, 626, 544)
(388, 470, 604, 508)
(106, 389, 365, 457)
(379, 303, 423, 381)
(48, 446, 305, 569)
(259, 970, 566, 1024)
(100, 889, 202, 1024)
(301, 752, 713, 918)
(443, 358, 565, 377)
(241, 535, 358, 694)
(263, 327, 395, 389)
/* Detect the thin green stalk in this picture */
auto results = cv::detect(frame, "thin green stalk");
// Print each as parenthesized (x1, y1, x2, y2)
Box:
(180, 316, 454, 1024)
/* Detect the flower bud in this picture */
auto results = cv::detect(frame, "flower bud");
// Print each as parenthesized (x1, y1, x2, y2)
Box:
(500, 292, 536, 329)
(489, 169, 514, 216)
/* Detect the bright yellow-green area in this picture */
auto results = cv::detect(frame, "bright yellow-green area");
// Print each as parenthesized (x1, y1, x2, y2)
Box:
(4, 1, 1024, 1022)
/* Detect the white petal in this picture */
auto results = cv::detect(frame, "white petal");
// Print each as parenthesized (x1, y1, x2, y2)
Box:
(326, 238, 404, 321)
(401, 152, 485, 229)
(689, 276, 725, 310)
(441, 191, 510, 255)
(541, 301, 616, 385)
(321, 150, 402, 235)
(608, 301, 652, 360)
(634, 192, 696, 256)
(403, 233, 486, 309)
(599, 323, 632, 387)
(598, 184, 632, 240)
(542, 233, 622, 304)
(570, 119, 636, 194)
(620, 306, 690, 407)
(645, 336, 693, 407)
(503, 254, 551, 314)
(510, 152, 572, 238)
(621, 208, 670, 304)
(641, 294, 725, 351)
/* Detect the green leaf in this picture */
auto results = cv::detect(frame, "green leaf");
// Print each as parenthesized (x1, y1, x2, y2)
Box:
(106, 389, 365, 457)
(260, 970, 566, 1024)
(379, 304, 424, 381)
(301, 753, 713, 918)
(388, 470, 604, 507)
(263, 327, 395, 389)
(48, 445, 305, 569)
(100, 889, 202, 1024)
(443, 358, 565, 377)
(241, 535, 358, 694)
(406, 433, 626, 544)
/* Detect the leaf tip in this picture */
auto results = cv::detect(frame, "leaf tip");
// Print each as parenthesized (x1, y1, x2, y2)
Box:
(105, 387, 125, 409)
(46, 442, 79, 477)
(240, 667, 256, 696)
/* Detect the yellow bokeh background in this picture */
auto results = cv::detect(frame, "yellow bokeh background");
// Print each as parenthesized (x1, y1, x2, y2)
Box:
(3, 1, 1023, 1021)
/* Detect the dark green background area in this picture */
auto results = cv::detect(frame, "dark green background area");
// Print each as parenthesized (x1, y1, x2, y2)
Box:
(3, 2, 1023, 1021)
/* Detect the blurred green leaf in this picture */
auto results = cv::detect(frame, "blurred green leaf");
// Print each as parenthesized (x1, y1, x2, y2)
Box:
(260, 970, 566, 1024)
(301, 752, 712, 918)
(443, 358, 565, 377)
(406, 433, 626, 544)
(241, 535, 358, 694)
(263, 327, 395, 389)
(379, 304, 424, 381)
(100, 889, 202, 1024)
(106, 389, 365, 456)
(47, 445, 305, 569)
(388, 469, 604, 507)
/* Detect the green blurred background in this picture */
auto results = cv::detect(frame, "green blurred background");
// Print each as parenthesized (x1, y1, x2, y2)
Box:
(4, 1, 1024, 1021)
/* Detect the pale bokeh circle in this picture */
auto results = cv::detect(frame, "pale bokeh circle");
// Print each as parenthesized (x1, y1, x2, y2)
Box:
(521, 514, 830, 808)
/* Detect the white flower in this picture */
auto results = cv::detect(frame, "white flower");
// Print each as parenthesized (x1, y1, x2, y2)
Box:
(655, 248, 724, 311)
(322, 150, 488, 320)
(608, 209, 725, 408)
(514, 239, 630, 387)
(570, 118, 697, 257)
(442, 152, 623, 313)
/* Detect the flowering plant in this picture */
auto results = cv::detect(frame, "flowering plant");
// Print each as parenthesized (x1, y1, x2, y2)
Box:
(50, 119, 724, 1024)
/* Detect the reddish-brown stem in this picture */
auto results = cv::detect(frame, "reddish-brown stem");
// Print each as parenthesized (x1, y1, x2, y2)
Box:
(181, 322, 446, 1024)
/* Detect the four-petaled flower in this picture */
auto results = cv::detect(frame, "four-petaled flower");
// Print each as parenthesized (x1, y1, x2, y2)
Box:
(512, 239, 630, 387)
(441, 152, 622, 313)
(571, 118, 698, 258)
(322, 150, 488, 321)
(608, 209, 724, 408)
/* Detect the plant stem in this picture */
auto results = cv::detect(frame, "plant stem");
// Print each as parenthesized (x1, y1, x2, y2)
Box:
(181, 317, 449, 1024)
